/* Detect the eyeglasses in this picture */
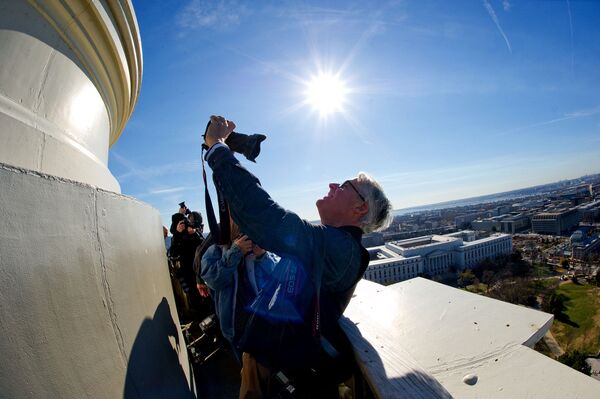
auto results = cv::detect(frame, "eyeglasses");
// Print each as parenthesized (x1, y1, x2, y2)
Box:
(340, 180, 366, 203)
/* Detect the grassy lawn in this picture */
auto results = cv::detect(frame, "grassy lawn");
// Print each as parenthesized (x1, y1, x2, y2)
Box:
(464, 283, 488, 294)
(530, 277, 560, 290)
(550, 282, 600, 354)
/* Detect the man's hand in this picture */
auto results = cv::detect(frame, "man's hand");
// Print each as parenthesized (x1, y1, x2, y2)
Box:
(197, 283, 210, 298)
(205, 115, 236, 148)
(233, 235, 253, 255)
(252, 244, 266, 258)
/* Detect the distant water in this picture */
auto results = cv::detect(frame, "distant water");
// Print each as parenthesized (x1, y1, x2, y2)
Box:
(392, 171, 600, 216)
(393, 192, 530, 216)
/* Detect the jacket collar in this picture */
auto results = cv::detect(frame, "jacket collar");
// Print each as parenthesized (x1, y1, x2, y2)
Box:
(339, 225, 364, 242)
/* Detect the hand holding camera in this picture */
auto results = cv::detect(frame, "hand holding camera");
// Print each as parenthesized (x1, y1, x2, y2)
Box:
(179, 201, 191, 215)
(202, 115, 266, 163)
(205, 115, 236, 148)
(233, 234, 254, 255)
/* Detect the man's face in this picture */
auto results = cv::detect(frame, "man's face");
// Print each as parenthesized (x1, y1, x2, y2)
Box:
(316, 179, 365, 226)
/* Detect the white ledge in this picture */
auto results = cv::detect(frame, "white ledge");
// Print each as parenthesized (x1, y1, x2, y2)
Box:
(342, 278, 600, 398)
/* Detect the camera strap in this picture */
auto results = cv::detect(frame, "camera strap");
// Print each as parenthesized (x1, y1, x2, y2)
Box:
(201, 119, 266, 244)
(201, 125, 231, 245)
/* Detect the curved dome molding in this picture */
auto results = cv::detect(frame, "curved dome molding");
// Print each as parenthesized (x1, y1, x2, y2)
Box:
(28, 0, 143, 146)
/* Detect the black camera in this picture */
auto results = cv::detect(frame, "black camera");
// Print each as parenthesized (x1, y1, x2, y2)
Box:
(201, 119, 267, 245)
(203, 121, 266, 162)
(179, 201, 191, 215)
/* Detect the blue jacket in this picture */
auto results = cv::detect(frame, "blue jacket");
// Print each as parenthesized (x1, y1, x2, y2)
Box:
(207, 145, 367, 369)
(201, 243, 277, 342)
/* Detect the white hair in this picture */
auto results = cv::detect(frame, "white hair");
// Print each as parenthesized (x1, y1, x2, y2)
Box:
(354, 172, 392, 233)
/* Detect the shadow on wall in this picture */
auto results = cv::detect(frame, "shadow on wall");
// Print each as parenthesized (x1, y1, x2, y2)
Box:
(123, 297, 196, 399)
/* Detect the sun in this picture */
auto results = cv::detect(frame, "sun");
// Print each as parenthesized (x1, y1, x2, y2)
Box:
(304, 73, 348, 116)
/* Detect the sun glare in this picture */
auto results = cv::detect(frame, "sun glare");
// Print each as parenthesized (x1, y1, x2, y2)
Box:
(305, 73, 348, 116)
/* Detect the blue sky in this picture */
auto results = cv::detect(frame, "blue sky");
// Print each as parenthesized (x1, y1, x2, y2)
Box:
(110, 0, 600, 226)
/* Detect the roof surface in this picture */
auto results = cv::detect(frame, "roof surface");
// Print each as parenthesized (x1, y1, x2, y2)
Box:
(342, 278, 600, 398)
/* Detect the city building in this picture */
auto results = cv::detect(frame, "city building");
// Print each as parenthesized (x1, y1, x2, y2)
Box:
(457, 234, 513, 269)
(365, 247, 423, 285)
(501, 213, 531, 234)
(454, 212, 483, 228)
(578, 200, 600, 223)
(445, 230, 477, 242)
(512, 198, 547, 210)
(571, 233, 600, 260)
(471, 216, 505, 232)
(364, 231, 512, 285)
(471, 212, 532, 234)
(361, 231, 385, 247)
(492, 205, 513, 216)
(531, 208, 581, 235)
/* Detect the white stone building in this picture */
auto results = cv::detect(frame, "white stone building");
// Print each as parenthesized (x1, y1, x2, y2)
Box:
(365, 231, 512, 284)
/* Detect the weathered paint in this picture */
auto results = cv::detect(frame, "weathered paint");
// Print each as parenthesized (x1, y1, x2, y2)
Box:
(0, 1, 195, 397)
(0, 164, 194, 398)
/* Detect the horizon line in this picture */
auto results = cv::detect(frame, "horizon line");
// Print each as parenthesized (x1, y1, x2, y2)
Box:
(392, 170, 600, 213)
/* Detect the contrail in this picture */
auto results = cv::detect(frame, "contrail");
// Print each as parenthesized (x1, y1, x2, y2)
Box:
(567, 0, 574, 70)
(495, 105, 600, 136)
(483, 0, 512, 53)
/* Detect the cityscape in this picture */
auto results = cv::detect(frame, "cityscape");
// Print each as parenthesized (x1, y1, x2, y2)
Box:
(362, 172, 600, 379)
(2, 1, 600, 398)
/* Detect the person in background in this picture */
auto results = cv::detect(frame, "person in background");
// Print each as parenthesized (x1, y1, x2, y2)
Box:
(170, 209, 205, 319)
(170, 202, 190, 236)
(163, 226, 171, 253)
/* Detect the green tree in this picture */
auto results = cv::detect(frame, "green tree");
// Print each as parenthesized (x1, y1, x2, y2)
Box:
(511, 248, 523, 263)
(481, 270, 496, 292)
(486, 277, 534, 306)
(458, 269, 476, 287)
(541, 293, 567, 318)
(558, 351, 592, 376)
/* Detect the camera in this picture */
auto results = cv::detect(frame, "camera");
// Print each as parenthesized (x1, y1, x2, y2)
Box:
(201, 119, 267, 245)
(203, 121, 266, 162)
(179, 201, 191, 215)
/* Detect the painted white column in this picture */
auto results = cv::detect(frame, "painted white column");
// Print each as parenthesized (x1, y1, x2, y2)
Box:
(0, 2, 195, 398)
(0, 0, 142, 192)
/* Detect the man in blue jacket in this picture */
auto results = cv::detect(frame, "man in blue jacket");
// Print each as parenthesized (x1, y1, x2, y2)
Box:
(204, 115, 392, 398)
